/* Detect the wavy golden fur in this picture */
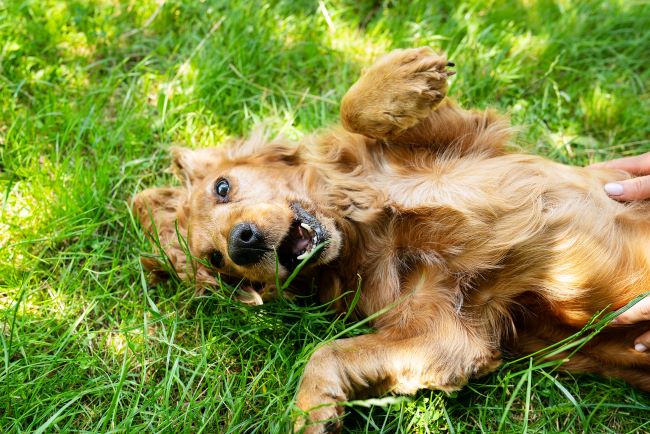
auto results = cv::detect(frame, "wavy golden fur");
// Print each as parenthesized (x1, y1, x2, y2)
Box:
(132, 48, 650, 433)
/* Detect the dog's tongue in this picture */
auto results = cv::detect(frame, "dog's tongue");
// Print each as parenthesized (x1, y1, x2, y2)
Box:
(292, 225, 311, 254)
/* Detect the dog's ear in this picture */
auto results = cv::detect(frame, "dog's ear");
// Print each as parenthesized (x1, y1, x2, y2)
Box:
(171, 147, 223, 189)
(225, 125, 302, 166)
(171, 147, 201, 189)
(251, 143, 303, 166)
(131, 187, 193, 281)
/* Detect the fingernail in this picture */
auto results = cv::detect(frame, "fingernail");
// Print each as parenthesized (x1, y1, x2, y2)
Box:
(634, 343, 647, 352)
(604, 183, 624, 196)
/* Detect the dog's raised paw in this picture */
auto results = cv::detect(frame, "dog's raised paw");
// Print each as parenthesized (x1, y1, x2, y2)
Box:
(341, 47, 455, 139)
(386, 47, 454, 109)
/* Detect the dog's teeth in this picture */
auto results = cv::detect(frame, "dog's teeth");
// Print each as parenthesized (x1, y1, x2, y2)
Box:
(296, 252, 308, 260)
(300, 222, 313, 234)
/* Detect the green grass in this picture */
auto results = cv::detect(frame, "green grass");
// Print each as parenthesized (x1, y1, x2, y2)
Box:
(1, 0, 650, 432)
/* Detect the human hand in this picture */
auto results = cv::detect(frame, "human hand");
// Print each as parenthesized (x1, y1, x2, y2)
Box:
(612, 297, 650, 352)
(590, 153, 650, 201)
(595, 154, 650, 351)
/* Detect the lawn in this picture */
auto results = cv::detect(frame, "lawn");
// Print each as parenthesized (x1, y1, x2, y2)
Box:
(1, 0, 650, 432)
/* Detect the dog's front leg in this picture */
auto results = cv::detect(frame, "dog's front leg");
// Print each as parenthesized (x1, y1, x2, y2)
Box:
(294, 328, 501, 433)
(340, 47, 453, 141)
(340, 47, 510, 156)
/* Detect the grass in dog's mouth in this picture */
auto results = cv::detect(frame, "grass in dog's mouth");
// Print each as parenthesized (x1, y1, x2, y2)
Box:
(277, 203, 327, 270)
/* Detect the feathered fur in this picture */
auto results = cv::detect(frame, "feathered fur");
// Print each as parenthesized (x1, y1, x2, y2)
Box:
(132, 47, 650, 433)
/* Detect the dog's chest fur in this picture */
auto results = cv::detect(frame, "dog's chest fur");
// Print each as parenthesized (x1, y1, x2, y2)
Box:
(315, 144, 650, 331)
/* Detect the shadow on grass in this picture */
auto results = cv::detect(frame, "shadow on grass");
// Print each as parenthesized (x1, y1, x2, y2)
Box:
(2, 0, 650, 432)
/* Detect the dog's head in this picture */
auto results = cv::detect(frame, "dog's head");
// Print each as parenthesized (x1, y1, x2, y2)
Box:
(134, 136, 343, 289)
(173, 143, 343, 282)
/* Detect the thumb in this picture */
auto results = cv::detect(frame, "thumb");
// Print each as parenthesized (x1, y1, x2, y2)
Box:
(604, 175, 650, 201)
(614, 297, 650, 325)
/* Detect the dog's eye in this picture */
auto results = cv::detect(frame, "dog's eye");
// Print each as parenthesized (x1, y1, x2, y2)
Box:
(215, 178, 230, 201)
(209, 250, 224, 268)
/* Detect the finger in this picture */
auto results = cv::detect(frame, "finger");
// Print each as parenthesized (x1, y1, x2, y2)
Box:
(613, 297, 650, 324)
(634, 330, 650, 353)
(590, 153, 650, 176)
(603, 175, 650, 201)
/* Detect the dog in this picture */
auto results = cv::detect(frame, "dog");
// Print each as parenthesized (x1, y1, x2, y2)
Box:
(132, 47, 650, 433)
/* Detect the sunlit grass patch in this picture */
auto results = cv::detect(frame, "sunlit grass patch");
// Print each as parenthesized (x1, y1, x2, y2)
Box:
(0, 0, 649, 432)
(314, 3, 391, 64)
(1, 172, 59, 270)
(580, 85, 624, 131)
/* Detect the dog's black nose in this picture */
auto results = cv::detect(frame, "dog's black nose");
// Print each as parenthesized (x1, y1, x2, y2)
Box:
(228, 223, 267, 265)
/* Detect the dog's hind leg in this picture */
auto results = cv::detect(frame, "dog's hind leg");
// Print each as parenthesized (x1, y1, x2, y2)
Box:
(510, 320, 650, 392)
(340, 47, 511, 157)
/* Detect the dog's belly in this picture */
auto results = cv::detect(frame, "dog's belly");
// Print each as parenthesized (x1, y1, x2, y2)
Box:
(371, 152, 650, 323)
(372, 153, 619, 209)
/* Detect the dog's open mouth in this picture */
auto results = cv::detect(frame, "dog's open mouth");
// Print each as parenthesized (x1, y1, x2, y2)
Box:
(277, 203, 328, 271)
